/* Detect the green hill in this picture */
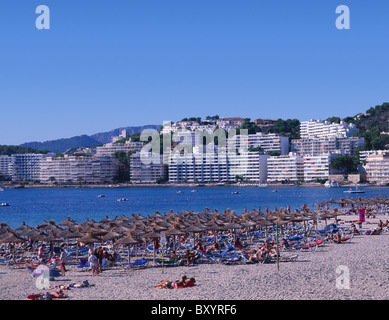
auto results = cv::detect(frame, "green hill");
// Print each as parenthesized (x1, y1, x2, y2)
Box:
(0, 145, 49, 156)
(20, 135, 102, 153)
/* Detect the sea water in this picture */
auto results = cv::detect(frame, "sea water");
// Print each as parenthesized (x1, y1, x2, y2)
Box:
(0, 186, 388, 228)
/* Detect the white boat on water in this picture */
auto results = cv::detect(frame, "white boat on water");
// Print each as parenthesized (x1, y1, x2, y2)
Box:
(117, 198, 128, 202)
(344, 187, 365, 194)
(324, 180, 340, 188)
(0, 203, 10, 207)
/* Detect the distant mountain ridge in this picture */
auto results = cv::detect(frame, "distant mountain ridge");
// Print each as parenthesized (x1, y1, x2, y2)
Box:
(20, 125, 161, 153)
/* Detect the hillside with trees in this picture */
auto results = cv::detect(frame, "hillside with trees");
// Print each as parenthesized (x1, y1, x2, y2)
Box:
(0, 145, 49, 156)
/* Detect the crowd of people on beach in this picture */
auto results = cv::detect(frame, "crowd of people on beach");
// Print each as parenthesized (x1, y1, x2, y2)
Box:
(1, 197, 389, 300)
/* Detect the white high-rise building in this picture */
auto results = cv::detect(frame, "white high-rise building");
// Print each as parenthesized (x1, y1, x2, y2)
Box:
(228, 132, 289, 155)
(0, 155, 12, 179)
(168, 151, 269, 183)
(130, 152, 168, 183)
(11, 154, 45, 182)
(267, 154, 304, 182)
(300, 119, 358, 139)
(40, 155, 118, 184)
(364, 152, 389, 184)
(303, 154, 334, 181)
(291, 137, 364, 156)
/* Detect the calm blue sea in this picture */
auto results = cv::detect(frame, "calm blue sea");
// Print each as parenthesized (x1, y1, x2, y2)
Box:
(0, 186, 388, 229)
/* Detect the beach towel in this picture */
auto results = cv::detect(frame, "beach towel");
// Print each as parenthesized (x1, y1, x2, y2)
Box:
(27, 292, 67, 300)
(155, 280, 196, 289)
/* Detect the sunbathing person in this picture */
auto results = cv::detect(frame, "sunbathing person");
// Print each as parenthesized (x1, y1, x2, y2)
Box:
(333, 232, 342, 244)
(183, 250, 194, 265)
(168, 250, 179, 263)
(155, 275, 193, 289)
(351, 224, 360, 234)
(248, 250, 260, 263)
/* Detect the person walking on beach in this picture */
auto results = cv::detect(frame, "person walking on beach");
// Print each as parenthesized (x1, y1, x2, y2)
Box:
(38, 244, 45, 264)
(88, 251, 99, 276)
(59, 248, 67, 276)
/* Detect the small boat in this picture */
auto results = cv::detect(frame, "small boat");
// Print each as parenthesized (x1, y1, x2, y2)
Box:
(272, 189, 277, 193)
(344, 187, 365, 194)
(117, 198, 128, 202)
(324, 180, 339, 188)
(190, 190, 197, 193)
(97, 194, 106, 198)
(0, 203, 10, 207)
(176, 190, 184, 193)
(232, 191, 240, 194)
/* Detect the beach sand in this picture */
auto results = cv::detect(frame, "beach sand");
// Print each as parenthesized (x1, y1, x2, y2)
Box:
(0, 217, 388, 300)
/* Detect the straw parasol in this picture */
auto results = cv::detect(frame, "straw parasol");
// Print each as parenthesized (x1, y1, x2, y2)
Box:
(142, 228, 161, 263)
(116, 232, 142, 263)
(0, 231, 26, 261)
(101, 230, 121, 242)
(58, 216, 77, 228)
(77, 232, 101, 254)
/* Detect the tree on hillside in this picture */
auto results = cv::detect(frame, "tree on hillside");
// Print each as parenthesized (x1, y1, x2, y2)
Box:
(113, 151, 135, 182)
(330, 155, 359, 174)
(266, 119, 300, 140)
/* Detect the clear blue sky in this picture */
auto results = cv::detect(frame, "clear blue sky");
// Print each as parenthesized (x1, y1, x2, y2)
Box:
(1, 0, 389, 145)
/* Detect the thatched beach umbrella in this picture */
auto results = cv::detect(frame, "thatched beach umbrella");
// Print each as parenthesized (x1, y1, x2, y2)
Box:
(58, 216, 77, 228)
(143, 229, 161, 263)
(166, 223, 186, 250)
(116, 232, 142, 263)
(77, 232, 101, 253)
(0, 231, 26, 261)
(59, 226, 85, 258)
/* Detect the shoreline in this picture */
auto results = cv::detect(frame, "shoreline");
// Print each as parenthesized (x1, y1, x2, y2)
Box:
(0, 182, 382, 189)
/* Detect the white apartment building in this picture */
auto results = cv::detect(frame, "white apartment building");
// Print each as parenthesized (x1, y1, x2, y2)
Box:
(40, 155, 118, 184)
(216, 117, 245, 130)
(160, 121, 217, 135)
(228, 132, 289, 155)
(300, 119, 358, 139)
(130, 152, 168, 183)
(95, 140, 145, 157)
(291, 137, 364, 156)
(303, 154, 334, 181)
(168, 152, 228, 183)
(359, 150, 386, 163)
(11, 154, 46, 182)
(168, 151, 268, 183)
(0, 155, 12, 179)
(228, 153, 269, 183)
(364, 152, 389, 184)
(267, 154, 304, 182)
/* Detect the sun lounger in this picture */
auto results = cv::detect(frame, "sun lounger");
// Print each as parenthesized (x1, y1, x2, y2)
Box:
(71, 258, 90, 271)
(279, 254, 299, 262)
(210, 253, 242, 264)
(120, 258, 148, 269)
(202, 248, 230, 259)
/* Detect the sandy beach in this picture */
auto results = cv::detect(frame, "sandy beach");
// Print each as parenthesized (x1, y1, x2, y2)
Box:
(0, 216, 388, 301)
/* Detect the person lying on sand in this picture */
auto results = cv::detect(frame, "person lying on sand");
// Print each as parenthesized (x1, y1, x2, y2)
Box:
(350, 224, 360, 234)
(155, 276, 196, 289)
(365, 228, 382, 235)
